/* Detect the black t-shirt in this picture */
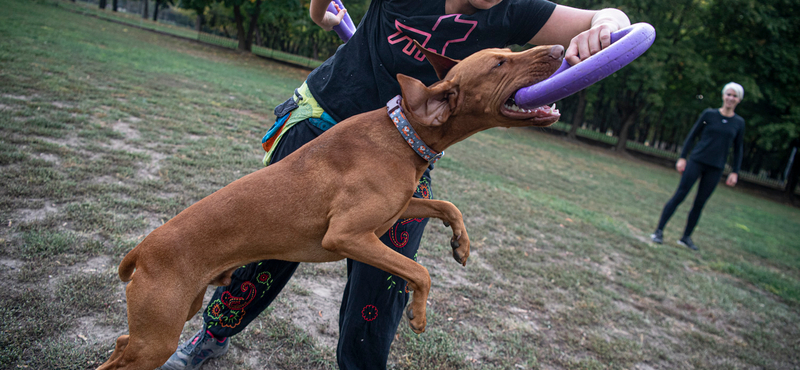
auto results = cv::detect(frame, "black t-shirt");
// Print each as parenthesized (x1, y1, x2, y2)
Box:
(306, 0, 557, 122)
(680, 108, 745, 172)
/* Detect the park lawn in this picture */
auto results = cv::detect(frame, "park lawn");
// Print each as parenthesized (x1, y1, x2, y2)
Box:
(1, 0, 798, 369)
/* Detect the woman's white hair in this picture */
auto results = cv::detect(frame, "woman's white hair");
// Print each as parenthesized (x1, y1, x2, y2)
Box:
(722, 82, 744, 100)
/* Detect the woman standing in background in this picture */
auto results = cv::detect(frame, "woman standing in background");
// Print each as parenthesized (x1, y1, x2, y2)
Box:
(650, 82, 746, 251)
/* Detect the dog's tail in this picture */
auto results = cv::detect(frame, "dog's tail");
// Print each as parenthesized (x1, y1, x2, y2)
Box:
(118, 248, 138, 282)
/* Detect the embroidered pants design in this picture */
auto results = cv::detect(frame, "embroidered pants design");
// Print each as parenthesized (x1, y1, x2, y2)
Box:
(203, 119, 433, 370)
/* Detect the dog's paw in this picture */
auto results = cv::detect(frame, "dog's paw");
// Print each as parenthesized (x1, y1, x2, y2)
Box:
(406, 306, 426, 334)
(450, 234, 470, 266)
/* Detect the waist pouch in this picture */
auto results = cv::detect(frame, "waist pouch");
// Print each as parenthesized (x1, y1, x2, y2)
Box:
(261, 81, 338, 166)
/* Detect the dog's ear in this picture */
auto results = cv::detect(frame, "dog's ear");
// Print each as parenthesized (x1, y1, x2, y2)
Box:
(397, 73, 458, 127)
(412, 40, 459, 80)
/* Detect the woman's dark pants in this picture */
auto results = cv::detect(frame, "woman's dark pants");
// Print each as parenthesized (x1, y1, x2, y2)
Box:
(656, 159, 724, 237)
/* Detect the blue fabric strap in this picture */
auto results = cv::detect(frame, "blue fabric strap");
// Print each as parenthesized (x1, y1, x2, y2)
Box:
(309, 112, 337, 131)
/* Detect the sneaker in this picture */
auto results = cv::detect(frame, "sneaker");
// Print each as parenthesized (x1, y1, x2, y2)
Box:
(677, 236, 698, 251)
(650, 229, 663, 244)
(160, 329, 229, 370)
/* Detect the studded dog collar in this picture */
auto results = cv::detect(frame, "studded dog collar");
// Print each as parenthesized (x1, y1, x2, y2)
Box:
(387, 95, 444, 164)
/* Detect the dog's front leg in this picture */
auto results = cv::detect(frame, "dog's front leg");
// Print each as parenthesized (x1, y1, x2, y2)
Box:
(401, 198, 470, 266)
(321, 229, 430, 334)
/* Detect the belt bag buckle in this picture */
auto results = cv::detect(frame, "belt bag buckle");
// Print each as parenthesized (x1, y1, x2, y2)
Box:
(274, 96, 299, 118)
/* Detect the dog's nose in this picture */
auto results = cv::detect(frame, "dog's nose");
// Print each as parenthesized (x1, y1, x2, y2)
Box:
(549, 45, 565, 60)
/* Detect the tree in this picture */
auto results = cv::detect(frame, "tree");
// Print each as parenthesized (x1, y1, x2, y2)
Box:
(568, 90, 587, 139)
(179, 0, 214, 32)
(220, 0, 264, 51)
(153, 0, 176, 22)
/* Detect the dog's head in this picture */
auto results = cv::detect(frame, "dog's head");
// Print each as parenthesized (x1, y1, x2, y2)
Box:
(397, 43, 563, 136)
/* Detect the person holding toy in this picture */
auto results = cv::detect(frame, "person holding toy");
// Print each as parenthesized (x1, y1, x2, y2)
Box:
(160, 0, 630, 369)
(650, 82, 746, 251)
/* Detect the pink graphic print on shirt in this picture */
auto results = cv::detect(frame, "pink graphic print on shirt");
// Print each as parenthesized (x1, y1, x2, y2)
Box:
(387, 14, 477, 60)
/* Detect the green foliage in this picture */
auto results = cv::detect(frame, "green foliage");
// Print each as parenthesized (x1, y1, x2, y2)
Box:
(556, 0, 799, 178)
(176, 0, 363, 60)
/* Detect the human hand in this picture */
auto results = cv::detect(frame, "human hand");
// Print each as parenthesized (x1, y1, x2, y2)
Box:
(675, 158, 687, 173)
(565, 22, 618, 65)
(317, 2, 347, 32)
(726, 173, 738, 186)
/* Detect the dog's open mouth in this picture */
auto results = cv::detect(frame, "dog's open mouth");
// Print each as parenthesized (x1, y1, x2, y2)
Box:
(502, 95, 560, 122)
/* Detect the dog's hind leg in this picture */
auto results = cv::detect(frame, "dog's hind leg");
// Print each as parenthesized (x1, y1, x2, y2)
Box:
(96, 335, 129, 370)
(98, 275, 195, 369)
(209, 267, 237, 287)
(187, 288, 206, 321)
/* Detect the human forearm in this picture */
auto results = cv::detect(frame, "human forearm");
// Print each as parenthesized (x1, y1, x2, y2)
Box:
(310, 0, 345, 31)
(310, 0, 329, 26)
(590, 8, 630, 32)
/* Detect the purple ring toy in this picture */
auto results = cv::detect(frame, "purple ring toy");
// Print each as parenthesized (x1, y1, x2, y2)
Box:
(515, 23, 656, 109)
(328, 0, 356, 42)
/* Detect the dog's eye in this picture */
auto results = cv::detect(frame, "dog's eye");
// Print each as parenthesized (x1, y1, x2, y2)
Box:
(493, 59, 507, 68)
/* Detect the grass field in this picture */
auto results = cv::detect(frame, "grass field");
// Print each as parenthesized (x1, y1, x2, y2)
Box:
(2, 0, 799, 369)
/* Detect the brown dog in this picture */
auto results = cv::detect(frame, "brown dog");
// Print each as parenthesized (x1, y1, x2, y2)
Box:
(97, 43, 564, 370)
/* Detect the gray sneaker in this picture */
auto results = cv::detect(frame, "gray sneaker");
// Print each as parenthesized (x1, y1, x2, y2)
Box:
(678, 236, 698, 251)
(650, 229, 663, 244)
(160, 329, 229, 370)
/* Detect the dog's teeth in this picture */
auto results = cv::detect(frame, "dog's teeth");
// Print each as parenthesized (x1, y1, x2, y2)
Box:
(505, 101, 557, 115)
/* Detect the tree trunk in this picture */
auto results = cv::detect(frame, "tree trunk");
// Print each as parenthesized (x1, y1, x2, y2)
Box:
(99, 0, 107, 9)
(243, 0, 262, 51)
(785, 143, 800, 200)
(655, 123, 666, 148)
(568, 90, 587, 139)
(142, 0, 149, 19)
(233, 0, 263, 52)
(152, 0, 160, 21)
(112, 0, 118, 12)
(196, 14, 204, 33)
(615, 111, 638, 152)
(255, 25, 263, 47)
(233, 4, 247, 51)
(636, 117, 649, 143)
(652, 106, 666, 148)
